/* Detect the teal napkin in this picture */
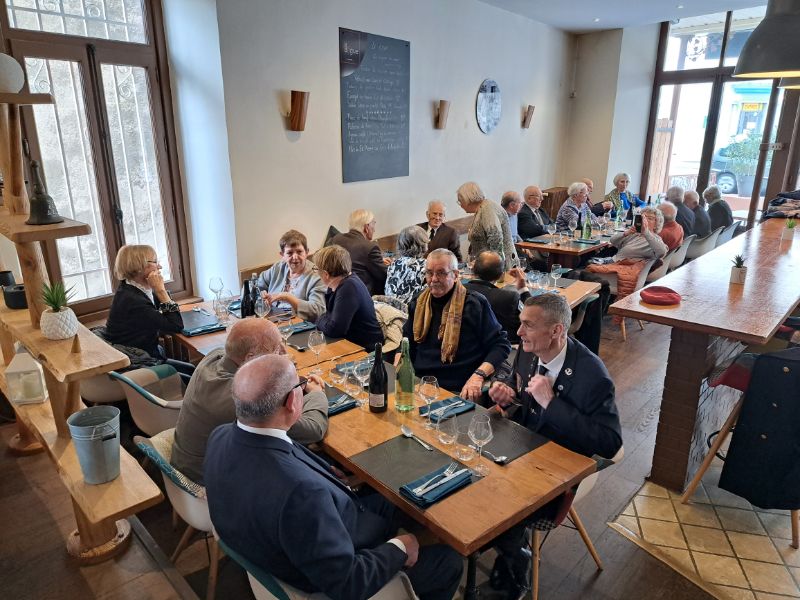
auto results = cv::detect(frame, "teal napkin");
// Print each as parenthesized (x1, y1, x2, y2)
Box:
(419, 396, 475, 424)
(399, 464, 473, 508)
(182, 323, 227, 336)
(553, 267, 571, 275)
(527, 288, 560, 297)
(328, 393, 358, 416)
(573, 238, 601, 245)
(279, 321, 316, 335)
(334, 352, 376, 374)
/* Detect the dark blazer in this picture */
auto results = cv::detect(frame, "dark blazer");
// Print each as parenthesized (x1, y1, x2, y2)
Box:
(674, 202, 696, 238)
(418, 221, 462, 262)
(718, 347, 800, 509)
(588, 200, 606, 217)
(465, 279, 529, 344)
(692, 205, 711, 237)
(205, 425, 406, 600)
(316, 274, 384, 350)
(517, 203, 553, 240)
(500, 337, 622, 459)
(331, 230, 387, 295)
(708, 200, 733, 231)
(105, 281, 183, 358)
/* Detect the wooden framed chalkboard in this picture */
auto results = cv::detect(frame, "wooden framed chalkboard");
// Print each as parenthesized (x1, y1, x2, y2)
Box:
(339, 28, 410, 183)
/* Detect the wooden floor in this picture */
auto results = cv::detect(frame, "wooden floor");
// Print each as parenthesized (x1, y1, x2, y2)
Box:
(0, 317, 715, 599)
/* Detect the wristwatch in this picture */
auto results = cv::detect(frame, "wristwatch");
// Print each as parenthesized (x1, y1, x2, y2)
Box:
(473, 368, 489, 379)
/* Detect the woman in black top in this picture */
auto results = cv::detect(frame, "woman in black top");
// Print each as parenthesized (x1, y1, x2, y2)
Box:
(105, 245, 184, 359)
(314, 244, 384, 350)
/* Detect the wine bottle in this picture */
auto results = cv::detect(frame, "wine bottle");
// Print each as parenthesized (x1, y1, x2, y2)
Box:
(395, 337, 415, 412)
(368, 343, 388, 413)
(647, 195, 652, 206)
(241, 279, 253, 317)
(582, 214, 592, 239)
(249, 272, 260, 314)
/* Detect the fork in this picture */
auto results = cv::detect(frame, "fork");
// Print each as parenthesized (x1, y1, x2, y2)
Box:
(429, 400, 464, 418)
(412, 462, 458, 495)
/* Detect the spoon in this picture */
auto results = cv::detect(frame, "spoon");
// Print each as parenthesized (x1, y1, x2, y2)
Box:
(400, 425, 433, 451)
(470, 445, 508, 464)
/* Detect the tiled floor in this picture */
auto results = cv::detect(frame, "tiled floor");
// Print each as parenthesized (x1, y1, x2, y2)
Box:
(611, 460, 800, 600)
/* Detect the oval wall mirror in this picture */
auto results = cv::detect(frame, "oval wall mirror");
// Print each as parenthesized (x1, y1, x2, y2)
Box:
(476, 79, 501, 134)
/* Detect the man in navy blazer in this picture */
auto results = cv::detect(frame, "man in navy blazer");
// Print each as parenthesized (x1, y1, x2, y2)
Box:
(418, 200, 463, 262)
(204, 354, 462, 600)
(487, 293, 622, 597)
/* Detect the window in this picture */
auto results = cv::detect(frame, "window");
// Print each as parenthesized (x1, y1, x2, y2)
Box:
(1, 0, 191, 314)
(642, 6, 795, 227)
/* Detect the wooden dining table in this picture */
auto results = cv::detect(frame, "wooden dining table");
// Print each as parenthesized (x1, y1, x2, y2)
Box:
(301, 358, 597, 599)
(172, 302, 365, 370)
(468, 272, 601, 309)
(517, 235, 611, 269)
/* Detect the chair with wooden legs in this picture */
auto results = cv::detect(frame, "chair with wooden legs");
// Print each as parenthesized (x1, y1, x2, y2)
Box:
(680, 350, 799, 550)
(592, 259, 656, 341)
(527, 446, 625, 600)
(135, 429, 223, 600)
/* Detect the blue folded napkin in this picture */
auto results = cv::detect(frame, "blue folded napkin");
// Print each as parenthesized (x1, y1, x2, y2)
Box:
(419, 396, 475, 424)
(527, 288, 560, 297)
(328, 394, 358, 416)
(553, 267, 571, 275)
(279, 321, 316, 335)
(399, 464, 473, 508)
(573, 238, 601, 245)
(182, 323, 227, 336)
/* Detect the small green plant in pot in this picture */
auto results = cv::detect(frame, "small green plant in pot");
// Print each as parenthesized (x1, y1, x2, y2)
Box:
(40, 281, 79, 340)
(730, 254, 747, 285)
(781, 218, 796, 241)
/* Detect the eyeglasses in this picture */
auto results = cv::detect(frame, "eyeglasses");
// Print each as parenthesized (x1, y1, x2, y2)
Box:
(283, 376, 308, 406)
(146, 260, 160, 265)
(424, 269, 454, 279)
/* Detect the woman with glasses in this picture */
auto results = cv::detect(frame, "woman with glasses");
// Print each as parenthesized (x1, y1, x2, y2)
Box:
(314, 245, 384, 350)
(105, 244, 185, 360)
(384, 225, 428, 304)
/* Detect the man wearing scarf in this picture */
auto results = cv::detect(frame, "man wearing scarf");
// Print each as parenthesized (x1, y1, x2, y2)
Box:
(402, 249, 511, 400)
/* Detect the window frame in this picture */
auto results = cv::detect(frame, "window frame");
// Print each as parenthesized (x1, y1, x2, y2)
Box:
(0, 0, 192, 320)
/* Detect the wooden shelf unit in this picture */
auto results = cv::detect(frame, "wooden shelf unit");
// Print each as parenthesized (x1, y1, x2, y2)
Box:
(0, 207, 91, 243)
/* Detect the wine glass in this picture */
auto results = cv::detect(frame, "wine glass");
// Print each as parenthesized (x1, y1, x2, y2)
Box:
(307, 331, 326, 375)
(329, 366, 346, 389)
(216, 289, 235, 324)
(277, 315, 293, 350)
(550, 264, 562, 289)
(254, 296, 269, 319)
(546, 223, 556, 244)
(418, 376, 439, 430)
(209, 276, 224, 300)
(515, 255, 528, 273)
(344, 368, 362, 405)
(354, 360, 372, 408)
(567, 219, 578, 240)
(437, 416, 457, 446)
(468, 413, 494, 476)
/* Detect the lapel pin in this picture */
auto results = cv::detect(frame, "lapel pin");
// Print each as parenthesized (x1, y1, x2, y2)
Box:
(557, 384, 564, 391)
(565, 368, 573, 376)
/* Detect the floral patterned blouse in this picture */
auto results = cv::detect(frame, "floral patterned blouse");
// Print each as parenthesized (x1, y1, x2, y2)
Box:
(385, 256, 427, 305)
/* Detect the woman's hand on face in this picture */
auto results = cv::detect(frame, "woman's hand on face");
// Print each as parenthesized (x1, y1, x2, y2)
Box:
(146, 270, 166, 292)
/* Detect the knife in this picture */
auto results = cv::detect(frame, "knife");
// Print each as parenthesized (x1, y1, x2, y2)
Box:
(287, 342, 307, 351)
(415, 468, 470, 496)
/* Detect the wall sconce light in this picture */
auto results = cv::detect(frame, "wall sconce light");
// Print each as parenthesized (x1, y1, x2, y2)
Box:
(779, 77, 800, 89)
(733, 0, 800, 78)
(522, 105, 535, 129)
(434, 100, 450, 129)
(287, 90, 310, 131)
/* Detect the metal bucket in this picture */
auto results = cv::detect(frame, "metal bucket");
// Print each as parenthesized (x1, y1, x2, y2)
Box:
(67, 405, 121, 485)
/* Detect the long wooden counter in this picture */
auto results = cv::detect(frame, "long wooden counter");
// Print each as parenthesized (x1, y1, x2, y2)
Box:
(610, 218, 800, 491)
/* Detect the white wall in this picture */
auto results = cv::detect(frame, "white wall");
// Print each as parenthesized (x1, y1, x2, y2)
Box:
(215, 0, 573, 269)
(162, 0, 239, 296)
(558, 25, 658, 202)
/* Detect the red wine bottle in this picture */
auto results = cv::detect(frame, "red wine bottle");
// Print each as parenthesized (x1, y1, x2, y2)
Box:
(241, 279, 254, 317)
(368, 343, 388, 413)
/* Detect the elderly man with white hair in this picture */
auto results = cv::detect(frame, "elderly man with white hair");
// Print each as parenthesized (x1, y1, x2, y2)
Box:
(555, 181, 600, 232)
(417, 200, 462, 261)
(457, 181, 516, 269)
(703, 184, 734, 231)
(657, 201, 684, 251)
(666, 185, 695, 237)
(684, 190, 711, 236)
(330, 209, 388, 294)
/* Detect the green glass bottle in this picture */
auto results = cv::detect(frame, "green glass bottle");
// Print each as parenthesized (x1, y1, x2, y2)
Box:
(395, 337, 415, 412)
(582, 214, 592, 239)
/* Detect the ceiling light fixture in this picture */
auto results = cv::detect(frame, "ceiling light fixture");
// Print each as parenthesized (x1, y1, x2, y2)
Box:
(733, 0, 800, 78)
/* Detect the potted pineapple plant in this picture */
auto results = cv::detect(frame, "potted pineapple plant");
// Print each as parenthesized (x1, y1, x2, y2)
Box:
(40, 281, 79, 340)
(730, 254, 747, 285)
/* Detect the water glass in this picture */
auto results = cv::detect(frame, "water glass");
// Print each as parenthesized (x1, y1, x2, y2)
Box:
(307, 331, 326, 374)
(546, 223, 556, 243)
(455, 425, 476, 462)
(354, 361, 372, 408)
(344, 370, 362, 405)
(437, 416, 457, 446)
(329, 366, 346, 388)
(418, 376, 439, 430)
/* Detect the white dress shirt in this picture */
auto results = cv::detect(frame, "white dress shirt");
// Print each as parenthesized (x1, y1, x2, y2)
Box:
(538, 340, 568, 385)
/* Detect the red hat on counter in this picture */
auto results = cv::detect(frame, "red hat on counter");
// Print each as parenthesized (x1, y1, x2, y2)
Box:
(640, 286, 681, 306)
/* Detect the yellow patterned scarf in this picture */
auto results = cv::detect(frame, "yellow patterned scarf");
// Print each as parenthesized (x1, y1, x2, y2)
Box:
(413, 281, 466, 364)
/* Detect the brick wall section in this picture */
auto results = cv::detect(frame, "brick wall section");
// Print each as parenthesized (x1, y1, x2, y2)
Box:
(651, 328, 744, 491)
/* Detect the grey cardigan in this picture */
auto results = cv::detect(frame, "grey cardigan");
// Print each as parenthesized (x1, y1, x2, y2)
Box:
(255, 260, 327, 322)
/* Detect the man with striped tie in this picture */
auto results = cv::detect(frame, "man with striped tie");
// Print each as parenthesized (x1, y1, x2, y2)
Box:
(486, 293, 621, 598)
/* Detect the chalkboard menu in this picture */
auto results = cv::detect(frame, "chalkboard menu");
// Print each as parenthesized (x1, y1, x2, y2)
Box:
(339, 28, 410, 183)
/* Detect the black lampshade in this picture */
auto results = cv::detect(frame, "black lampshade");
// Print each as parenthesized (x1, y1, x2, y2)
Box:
(733, 0, 800, 78)
(779, 77, 800, 89)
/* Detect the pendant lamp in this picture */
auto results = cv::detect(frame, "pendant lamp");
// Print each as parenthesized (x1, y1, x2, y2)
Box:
(733, 0, 800, 78)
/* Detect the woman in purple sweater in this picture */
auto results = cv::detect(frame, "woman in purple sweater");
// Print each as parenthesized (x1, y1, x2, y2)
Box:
(313, 245, 384, 350)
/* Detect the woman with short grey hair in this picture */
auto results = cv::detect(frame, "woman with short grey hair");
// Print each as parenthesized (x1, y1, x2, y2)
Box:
(385, 225, 429, 304)
(457, 181, 516, 269)
(555, 181, 599, 232)
(703, 184, 734, 231)
(606, 206, 667, 262)
(605, 172, 644, 218)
